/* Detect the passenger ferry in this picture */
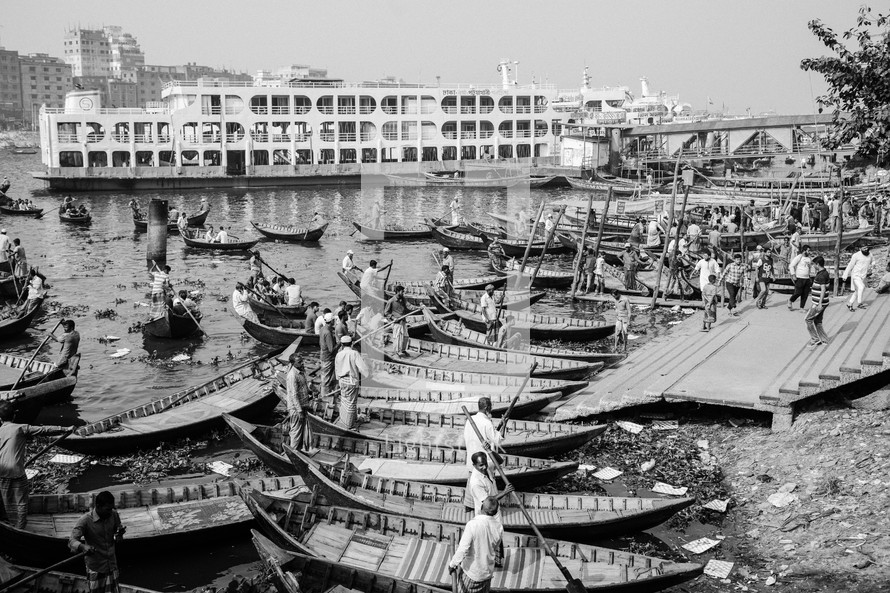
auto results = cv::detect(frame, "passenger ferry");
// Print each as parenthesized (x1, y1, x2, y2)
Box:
(35, 61, 632, 192)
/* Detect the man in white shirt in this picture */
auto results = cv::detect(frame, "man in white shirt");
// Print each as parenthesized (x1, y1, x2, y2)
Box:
(0, 229, 9, 265)
(788, 245, 814, 311)
(693, 251, 719, 290)
(441, 248, 455, 283)
(341, 250, 357, 274)
(359, 260, 391, 300)
(463, 451, 514, 514)
(284, 278, 303, 306)
(215, 226, 229, 244)
(448, 497, 503, 592)
(479, 284, 499, 344)
(231, 282, 259, 323)
(843, 245, 873, 311)
(315, 309, 331, 335)
(544, 213, 555, 235)
(463, 398, 502, 473)
(449, 197, 461, 225)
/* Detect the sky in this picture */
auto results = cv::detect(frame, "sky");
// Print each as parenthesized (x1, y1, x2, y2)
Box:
(0, 0, 866, 114)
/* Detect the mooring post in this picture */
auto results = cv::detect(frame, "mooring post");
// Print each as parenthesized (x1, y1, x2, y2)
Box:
(147, 198, 168, 266)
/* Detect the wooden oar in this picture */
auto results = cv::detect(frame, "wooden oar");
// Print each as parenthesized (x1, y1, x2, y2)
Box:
(167, 303, 210, 339)
(354, 308, 422, 346)
(257, 255, 287, 279)
(9, 320, 63, 392)
(382, 259, 394, 292)
(0, 552, 87, 593)
(496, 361, 537, 435)
(461, 407, 587, 593)
(35, 206, 61, 219)
(248, 287, 290, 318)
(25, 426, 77, 467)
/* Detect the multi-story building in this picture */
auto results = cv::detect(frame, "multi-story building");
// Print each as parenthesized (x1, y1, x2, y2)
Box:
(0, 48, 22, 128)
(19, 53, 72, 126)
(105, 26, 144, 82)
(63, 27, 112, 77)
(136, 65, 182, 107)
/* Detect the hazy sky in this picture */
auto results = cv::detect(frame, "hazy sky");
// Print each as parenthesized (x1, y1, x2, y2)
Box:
(1, 0, 864, 114)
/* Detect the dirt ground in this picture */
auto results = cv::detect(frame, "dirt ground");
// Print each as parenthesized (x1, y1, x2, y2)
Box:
(557, 396, 889, 593)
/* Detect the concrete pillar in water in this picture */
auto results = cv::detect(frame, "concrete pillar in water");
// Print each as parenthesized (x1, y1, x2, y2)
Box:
(147, 198, 168, 266)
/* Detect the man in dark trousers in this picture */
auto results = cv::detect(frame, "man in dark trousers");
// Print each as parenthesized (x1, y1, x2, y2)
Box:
(318, 312, 338, 403)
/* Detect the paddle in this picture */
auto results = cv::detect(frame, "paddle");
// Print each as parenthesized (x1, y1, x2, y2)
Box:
(461, 407, 587, 593)
(167, 303, 210, 339)
(34, 205, 61, 220)
(496, 361, 538, 436)
(9, 320, 63, 392)
(0, 552, 87, 593)
(382, 259, 394, 292)
(25, 426, 77, 467)
(256, 255, 287, 279)
(248, 286, 290, 319)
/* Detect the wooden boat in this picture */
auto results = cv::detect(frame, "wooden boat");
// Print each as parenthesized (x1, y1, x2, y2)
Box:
(58, 210, 92, 223)
(182, 229, 259, 250)
(239, 315, 318, 347)
(388, 274, 507, 291)
(351, 221, 432, 240)
(529, 174, 558, 188)
(338, 271, 441, 311)
(0, 206, 42, 216)
(769, 226, 873, 251)
(0, 296, 43, 341)
(429, 224, 492, 250)
(141, 309, 203, 339)
(390, 283, 546, 311)
(251, 220, 329, 242)
(248, 295, 307, 318)
(225, 416, 576, 488)
(8, 147, 38, 155)
(358, 324, 601, 381)
(493, 237, 571, 257)
(0, 275, 32, 299)
(384, 172, 529, 188)
(424, 310, 625, 367)
(2, 354, 81, 423)
(133, 208, 209, 231)
(0, 352, 65, 391)
(252, 530, 451, 593)
(248, 497, 701, 593)
(300, 402, 606, 458)
(0, 474, 303, 565)
(488, 247, 574, 288)
(279, 447, 698, 542)
(427, 290, 614, 341)
(61, 353, 282, 454)
(565, 177, 642, 195)
(187, 206, 211, 226)
(0, 563, 159, 593)
(364, 358, 589, 396)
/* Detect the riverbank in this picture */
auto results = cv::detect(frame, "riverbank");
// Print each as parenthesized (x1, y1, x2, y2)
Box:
(0, 130, 38, 146)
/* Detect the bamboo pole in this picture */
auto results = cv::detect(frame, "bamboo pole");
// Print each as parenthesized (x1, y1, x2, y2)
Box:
(569, 193, 596, 298)
(514, 201, 546, 289)
(650, 157, 684, 309)
(594, 187, 613, 256)
(834, 166, 845, 297)
(666, 186, 692, 299)
(529, 205, 566, 286)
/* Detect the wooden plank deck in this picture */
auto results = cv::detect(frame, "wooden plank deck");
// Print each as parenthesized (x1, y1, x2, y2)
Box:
(553, 288, 890, 423)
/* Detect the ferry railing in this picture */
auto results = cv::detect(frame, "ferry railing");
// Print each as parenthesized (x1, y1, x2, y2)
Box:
(320, 132, 335, 141)
(534, 105, 547, 113)
(400, 108, 419, 115)
(382, 132, 399, 140)
(318, 106, 334, 115)
(293, 134, 310, 142)
(57, 134, 78, 143)
(442, 131, 458, 140)
(226, 133, 244, 142)
(337, 107, 356, 115)
(534, 129, 548, 137)
(294, 106, 311, 115)
(382, 106, 398, 115)
(499, 107, 514, 115)
(251, 133, 270, 142)
(515, 106, 532, 114)
(441, 106, 458, 115)
(401, 134, 418, 141)
(515, 130, 532, 138)
(360, 133, 376, 142)
(272, 134, 290, 142)
(133, 134, 152, 143)
(86, 133, 104, 143)
(339, 133, 357, 142)
(460, 106, 476, 114)
(225, 107, 242, 115)
(271, 106, 290, 115)
(421, 106, 437, 114)
(250, 106, 269, 115)
(182, 135, 199, 143)
(479, 130, 494, 139)
(158, 134, 171, 143)
(202, 134, 220, 142)
(499, 131, 514, 139)
(201, 106, 222, 115)
(460, 131, 477, 140)
(359, 106, 375, 115)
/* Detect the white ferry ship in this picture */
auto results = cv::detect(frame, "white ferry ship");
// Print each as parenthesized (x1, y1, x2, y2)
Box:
(35, 62, 632, 191)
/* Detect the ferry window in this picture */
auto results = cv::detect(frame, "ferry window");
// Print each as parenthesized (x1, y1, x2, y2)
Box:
(479, 121, 494, 139)
(498, 145, 513, 159)
(339, 149, 356, 164)
(59, 151, 83, 167)
(225, 95, 244, 115)
(293, 96, 311, 115)
(361, 148, 377, 163)
(441, 146, 456, 161)
(294, 149, 311, 164)
(252, 150, 269, 166)
(112, 151, 131, 167)
(402, 147, 417, 162)
(516, 144, 531, 158)
(359, 96, 376, 115)
(158, 151, 174, 166)
(87, 151, 107, 167)
(421, 147, 438, 162)
(181, 150, 199, 166)
(480, 146, 493, 160)
(319, 149, 335, 164)
(272, 149, 291, 165)
(135, 151, 154, 166)
(461, 146, 476, 160)
(381, 96, 398, 115)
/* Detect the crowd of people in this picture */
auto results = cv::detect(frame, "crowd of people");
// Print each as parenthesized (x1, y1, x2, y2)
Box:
(6, 199, 38, 211)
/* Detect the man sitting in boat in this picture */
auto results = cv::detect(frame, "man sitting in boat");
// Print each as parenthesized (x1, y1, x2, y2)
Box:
(172, 290, 199, 316)
(128, 200, 143, 219)
(203, 224, 215, 241)
(214, 226, 229, 244)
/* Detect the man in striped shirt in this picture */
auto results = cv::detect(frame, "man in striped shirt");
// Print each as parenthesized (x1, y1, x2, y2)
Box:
(719, 253, 746, 317)
(805, 256, 831, 348)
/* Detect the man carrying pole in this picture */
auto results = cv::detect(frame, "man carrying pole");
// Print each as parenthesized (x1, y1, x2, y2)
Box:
(448, 496, 503, 593)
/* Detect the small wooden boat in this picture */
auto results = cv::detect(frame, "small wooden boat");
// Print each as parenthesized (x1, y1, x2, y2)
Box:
(132, 216, 178, 232)
(251, 220, 329, 242)
(427, 290, 614, 341)
(0, 352, 65, 391)
(337, 271, 441, 311)
(58, 210, 92, 224)
(61, 353, 282, 454)
(429, 224, 492, 250)
(424, 310, 625, 367)
(2, 354, 80, 423)
(248, 295, 308, 318)
(182, 229, 259, 250)
(0, 275, 32, 299)
(300, 402, 607, 458)
(351, 221, 432, 240)
(358, 324, 601, 381)
(225, 416, 576, 488)
(0, 296, 43, 341)
(187, 206, 211, 226)
(239, 315, 318, 347)
(387, 274, 508, 291)
(0, 206, 42, 216)
(493, 237, 571, 257)
(8, 147, 38, 155)
(252, 530, 450, 593)
(385, 172, 529, 188)
(488, 247, 575, 288)
(279, 447, 698, 541)
(0, 562, 160, 593)
(389, 283, 546, 311)
(769, 226, 873, 251)
(529, 174, 558, 188)
(364, 358, 589, 396)
(0, 474, 303, 565)
(141, 309, 203, 339)
(565, 177, 642, 195)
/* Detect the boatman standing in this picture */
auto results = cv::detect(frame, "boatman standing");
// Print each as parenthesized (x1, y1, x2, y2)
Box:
(463, 451, 514, 514)
(69, 490, 126, 593)
(0, 403, 69, 528)
(360, 259, 391, 300)
(464, 398, 503, 478)
(480, 284, 499, 344)
(450, 196, 461, 225)
(334, 335, 371, 429)
(441, 248, 455, 284)
(284, 353, 314, 449)
(0, 230, 9, 268)
(383, 285, 410, 357)
(319, 313, 339, 400)
(342, 249, 357, 275)
(449, 497, 504, 593)
(46, 319, 80, 369)
(232, 282, 260, 324)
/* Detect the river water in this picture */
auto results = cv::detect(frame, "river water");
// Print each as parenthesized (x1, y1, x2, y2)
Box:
(3, 154, 629, 588)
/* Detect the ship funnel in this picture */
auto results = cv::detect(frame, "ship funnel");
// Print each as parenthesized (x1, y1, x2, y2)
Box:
(65, 89, 101, 112)
(497, 59, 512, 89)
(640, 77, 651, 97)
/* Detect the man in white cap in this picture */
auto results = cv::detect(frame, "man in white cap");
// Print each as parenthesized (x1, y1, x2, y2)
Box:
(334, 335, 371, 429)
(544, 212, 555, 235)
(480, 284, 499, 344)
(441, 248, 454, 283)
(449, 196, 461, 225)
(319, 312, 339, 400)
(0, 230, 9, 267)
(360, 259, 391, 300)
(342, 249, 357, 275)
